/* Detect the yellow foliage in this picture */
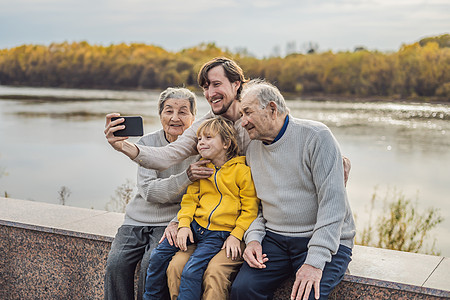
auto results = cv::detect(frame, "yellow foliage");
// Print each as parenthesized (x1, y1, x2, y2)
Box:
(0, 38, 448, 99)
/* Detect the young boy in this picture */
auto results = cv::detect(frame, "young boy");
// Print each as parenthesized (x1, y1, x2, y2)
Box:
(144, 117, 259, 300)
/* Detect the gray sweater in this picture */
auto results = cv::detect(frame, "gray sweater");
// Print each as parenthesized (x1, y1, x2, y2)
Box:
(124, 129, 199, 226)
(244, 116, 356, 270)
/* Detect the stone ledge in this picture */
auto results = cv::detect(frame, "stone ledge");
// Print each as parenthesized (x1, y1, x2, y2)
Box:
(1, 197, 449, 299)
(0, 197, 123, 240)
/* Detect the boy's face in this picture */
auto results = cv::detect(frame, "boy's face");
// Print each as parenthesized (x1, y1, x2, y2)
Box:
(197, 131, 228, 162)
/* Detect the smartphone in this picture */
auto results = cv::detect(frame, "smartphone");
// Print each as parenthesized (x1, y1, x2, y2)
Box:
(111, 116, 144, 137)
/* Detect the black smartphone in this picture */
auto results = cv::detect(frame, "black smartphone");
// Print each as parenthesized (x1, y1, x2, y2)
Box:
(111, 116, 144, 137)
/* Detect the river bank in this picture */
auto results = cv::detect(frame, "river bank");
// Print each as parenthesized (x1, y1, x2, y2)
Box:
(291, 93, 450, 104)
(1, 84, 449, 104)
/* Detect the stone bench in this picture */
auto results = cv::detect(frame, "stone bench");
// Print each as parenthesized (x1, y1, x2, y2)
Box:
(1, 197, 449, 299)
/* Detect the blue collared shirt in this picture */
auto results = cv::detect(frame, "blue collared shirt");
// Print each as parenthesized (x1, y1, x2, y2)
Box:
(264, 115, 289, 145)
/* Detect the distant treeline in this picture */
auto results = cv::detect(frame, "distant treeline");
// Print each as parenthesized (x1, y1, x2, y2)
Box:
(0, 34, 449, 100)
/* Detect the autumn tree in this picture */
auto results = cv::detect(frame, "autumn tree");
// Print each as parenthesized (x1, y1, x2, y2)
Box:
(0, 37, 448, 100)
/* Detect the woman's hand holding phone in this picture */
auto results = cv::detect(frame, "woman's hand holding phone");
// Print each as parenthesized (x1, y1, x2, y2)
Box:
(104, 113, 140, 159)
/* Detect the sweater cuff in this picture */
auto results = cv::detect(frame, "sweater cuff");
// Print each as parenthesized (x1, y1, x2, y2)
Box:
(304, 245, 332, 271)
(230, 227, 245, 241)
(132, 144, 146, 165)
(178, 218, 191, 229)
(183, 170, 194, 183)
(170, 215, 179, 223)
(244, 231, 264, 245)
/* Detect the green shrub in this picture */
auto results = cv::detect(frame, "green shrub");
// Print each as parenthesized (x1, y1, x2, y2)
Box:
(356, 187, 443, 255)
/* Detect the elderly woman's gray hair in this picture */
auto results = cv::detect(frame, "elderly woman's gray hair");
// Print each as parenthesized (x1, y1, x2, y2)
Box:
(158, 87, 197, 116)
(241, 79, 289, 115)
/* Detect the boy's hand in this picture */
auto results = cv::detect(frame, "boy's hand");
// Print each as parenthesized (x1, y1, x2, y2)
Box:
(222, 235, 242, 260)
(177, 227, 193, 251)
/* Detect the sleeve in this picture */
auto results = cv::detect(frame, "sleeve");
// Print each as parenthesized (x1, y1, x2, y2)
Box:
(135, 165, 193, 204)
(133, 112, 213, 171)
(134, 135, 194, 204)
(243, 204, 266, 244)
(177, 180, 201, 228)
(305, 128, 348, 270)
(230, 167, 260, 240)
(170, 215, 179, 224)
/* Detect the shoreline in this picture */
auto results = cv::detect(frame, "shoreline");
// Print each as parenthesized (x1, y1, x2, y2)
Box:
(0, 84, 449, 104)
(288, 93, 450, 105)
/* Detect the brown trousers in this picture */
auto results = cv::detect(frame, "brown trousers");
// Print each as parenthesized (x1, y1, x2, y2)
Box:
(166, 242, 245, 300)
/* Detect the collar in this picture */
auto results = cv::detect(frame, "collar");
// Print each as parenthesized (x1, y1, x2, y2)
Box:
(163, 132, 171, 144)
(264, 115, 289, 145)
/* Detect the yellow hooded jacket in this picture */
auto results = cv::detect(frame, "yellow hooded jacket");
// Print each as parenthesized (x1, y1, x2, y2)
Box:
(177, 156, 259, 241)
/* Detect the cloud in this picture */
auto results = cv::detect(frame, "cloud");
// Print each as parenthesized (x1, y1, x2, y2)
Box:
(0, 0, 448, 56)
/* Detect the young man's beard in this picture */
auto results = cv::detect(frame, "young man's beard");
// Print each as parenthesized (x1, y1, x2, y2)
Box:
(213, 98, 234, 116)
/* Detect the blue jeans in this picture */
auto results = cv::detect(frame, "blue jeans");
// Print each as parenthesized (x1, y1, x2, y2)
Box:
(230, 231, 352, 300)
(144, 221, 230, 300)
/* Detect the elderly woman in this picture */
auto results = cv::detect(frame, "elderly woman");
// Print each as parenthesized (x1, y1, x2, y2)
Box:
(104, 87, 205, 300)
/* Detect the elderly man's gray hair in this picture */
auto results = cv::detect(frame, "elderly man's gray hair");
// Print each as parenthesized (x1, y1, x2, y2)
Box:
(241, 79, 288, 115)
(158, 87, 197, 116)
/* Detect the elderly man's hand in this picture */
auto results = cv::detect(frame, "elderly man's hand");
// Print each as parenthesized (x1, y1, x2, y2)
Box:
(290, 264, 322, 300)
(187, 160, 213, 181)
(342, 156, 351, 187)
(242, 240, 268, 269)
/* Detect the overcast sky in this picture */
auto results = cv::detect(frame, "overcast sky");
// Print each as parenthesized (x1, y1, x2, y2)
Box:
(1, 0, 449, 57)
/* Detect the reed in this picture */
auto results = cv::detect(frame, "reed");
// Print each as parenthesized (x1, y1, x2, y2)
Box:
(105, 179, 135, 213)
(356, 186, 443, 255)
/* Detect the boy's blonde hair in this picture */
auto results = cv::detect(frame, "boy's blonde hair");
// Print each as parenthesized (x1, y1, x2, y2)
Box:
(197, 117, 239, 160)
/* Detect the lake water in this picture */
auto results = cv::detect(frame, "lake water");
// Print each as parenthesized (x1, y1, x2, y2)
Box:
(0, 86, 449, 256)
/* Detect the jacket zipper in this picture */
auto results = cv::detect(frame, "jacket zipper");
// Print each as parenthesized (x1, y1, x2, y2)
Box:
(207, 167, 222, 229)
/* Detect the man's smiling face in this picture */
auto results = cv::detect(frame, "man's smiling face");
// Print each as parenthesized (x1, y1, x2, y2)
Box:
(202, 65, 240, 116)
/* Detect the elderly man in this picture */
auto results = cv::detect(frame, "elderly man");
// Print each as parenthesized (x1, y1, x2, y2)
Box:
(230, 79, 356, 300)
